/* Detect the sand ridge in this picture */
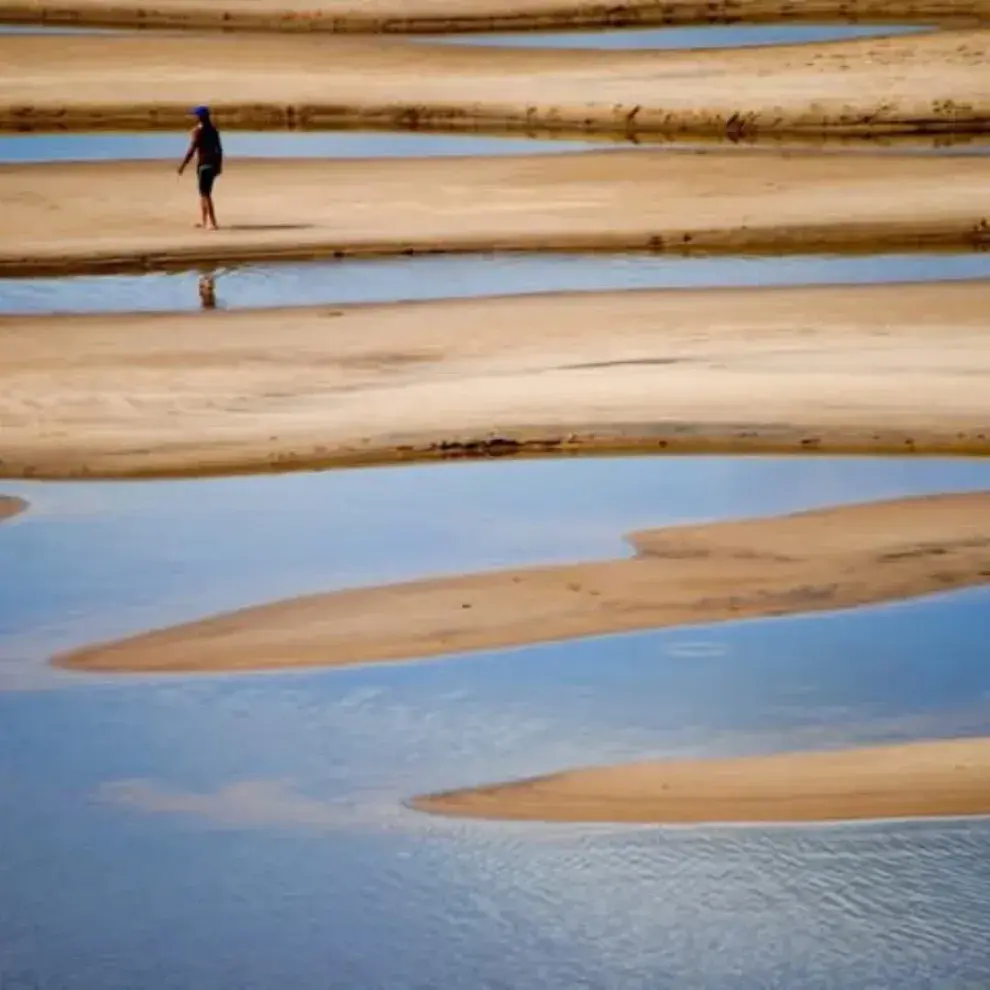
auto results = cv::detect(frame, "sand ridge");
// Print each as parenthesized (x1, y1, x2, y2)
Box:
(3, 0, 990, 32)
(2, 149, 990, 276)
(2, 29, 990, 136)
(2, 279, 990, 479)
(56, 491, 990, 673)
(411, 736, 990, 823)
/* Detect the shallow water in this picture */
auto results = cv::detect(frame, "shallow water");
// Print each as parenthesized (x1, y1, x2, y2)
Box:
(0, 23, 117, 34)
(1, 456, 990, 988)
(0, 129, 601, 163)
(4, 250, 990, 314)
(4, 455, 990, 683)
(6, 130, 990, 164)
(430, 23, 929, 49)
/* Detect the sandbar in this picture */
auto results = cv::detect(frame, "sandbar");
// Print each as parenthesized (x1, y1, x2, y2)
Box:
(0, 495, 26, 521)
(2, 29, 989, 136)
(2, 149, 990, 276)
(411, 736, 990, 823)
(56, 490, 990, 673)
(2, 0, 988, 33)
(3, 280, 990, 479)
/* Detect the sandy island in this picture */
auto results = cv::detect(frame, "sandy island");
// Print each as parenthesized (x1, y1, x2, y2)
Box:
(3, 0, 989, 33)
(2, 29, 989, 136)
(2, 280, 990, 479)
(56, 490, 990, 673)
(411, 736, 990, 823)
(2, 149, 990, 276)
(0, 495, 26, 522)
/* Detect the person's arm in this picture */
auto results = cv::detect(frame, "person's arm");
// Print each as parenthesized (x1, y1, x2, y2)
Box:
(177, 126, 200, 175)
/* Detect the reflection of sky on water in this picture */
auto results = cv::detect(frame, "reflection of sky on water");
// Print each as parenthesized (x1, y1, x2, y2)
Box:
(4, 251, 990, 314)
(2, 590, 990, 989)
(430, 23, 928, 49)
(2, 131, 987, 169)
(0, 129, 597, 164)
(3, 455, 990, 689)
(2, 455, 990, 988)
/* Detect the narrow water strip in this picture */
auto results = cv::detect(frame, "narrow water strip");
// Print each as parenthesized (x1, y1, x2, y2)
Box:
(3, 251, 990, 315)
(426, 23, 930, 48)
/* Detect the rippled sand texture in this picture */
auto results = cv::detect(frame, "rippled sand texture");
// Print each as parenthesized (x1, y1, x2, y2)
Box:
(4, 0, 990, 31)
(412, 737, 990, 823)
(2, 29, 989, 135)
(4, 280, 990, 478)
(3, 151, 990, 275)
(57, 491, 990, 672)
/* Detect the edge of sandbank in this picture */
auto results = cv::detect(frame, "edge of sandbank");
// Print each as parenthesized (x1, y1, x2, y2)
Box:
(5, 100, 990, 140)
(409, 736, 990, 824)
(5, 423, 990, 482)
(1, 0, 986, 34)
(54, 490, 990, 674)
(2, 223, 989, 278)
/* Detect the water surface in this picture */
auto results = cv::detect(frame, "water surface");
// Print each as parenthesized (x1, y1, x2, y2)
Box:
(0, 129, 599, 164)
(430, 23, 929, 49)
(0, 23, 117, 34)
(2, 455, 990, 988)
(4, 250, 990, 314)
(5, 129, 989, 159)
(4, 454, 990, 687)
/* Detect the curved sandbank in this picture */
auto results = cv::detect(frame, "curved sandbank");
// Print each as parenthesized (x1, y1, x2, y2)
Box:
(3, 150, 990, 276)
(0, 494, 26, 521)
(57, 491, 990, 673)
(2, 30, 989, 136)
(411, 737, 990, 824)
(4, 279, 990, 479)
(1, 0, 986, 34)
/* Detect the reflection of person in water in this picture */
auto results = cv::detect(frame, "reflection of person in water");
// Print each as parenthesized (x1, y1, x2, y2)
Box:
(177, 105, 223, 231)
(198, 273, 217, 309)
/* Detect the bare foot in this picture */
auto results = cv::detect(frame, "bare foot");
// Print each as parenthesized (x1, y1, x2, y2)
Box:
(207, 224, 220, 232)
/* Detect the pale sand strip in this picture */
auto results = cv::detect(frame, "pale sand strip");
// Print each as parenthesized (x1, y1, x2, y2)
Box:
(411, 737, 990, 823)
(0, 495, 26, 521)
(3, 280, 990, 479)
(57, 491, 990, 673)
(3, 0, 989, 33)
(2, 30, 989, 136)
(2, 150, 990, 276)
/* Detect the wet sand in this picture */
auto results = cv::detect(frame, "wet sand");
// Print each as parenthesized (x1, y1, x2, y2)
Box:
(3, 0, 989, 32)
(3, 150, 990, 275)
(57, 490, 990, 672)
(411, 736, 990, 823)
(3, 280, 990, 479)
(0, 495, 26, 521)
(2, 29, 989, 136)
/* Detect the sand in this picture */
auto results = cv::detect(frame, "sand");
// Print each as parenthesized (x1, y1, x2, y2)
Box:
(0, 495, 26, 522)
(411, 736, 990, 823)
(3, 149, 990, 276)
(56, 490, 990, 672)
(3, 0, 989, 32)
(3, 279, 990, 479)
(2, 29, 990, 136)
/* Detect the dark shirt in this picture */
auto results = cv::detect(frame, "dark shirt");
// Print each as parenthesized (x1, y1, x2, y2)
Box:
(193, 122, 223, 171)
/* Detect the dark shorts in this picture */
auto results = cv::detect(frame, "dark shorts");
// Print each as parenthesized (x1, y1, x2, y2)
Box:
(197, 164, 219, 197)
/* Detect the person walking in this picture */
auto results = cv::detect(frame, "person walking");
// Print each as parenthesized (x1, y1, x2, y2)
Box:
(178, 105, 223, 231)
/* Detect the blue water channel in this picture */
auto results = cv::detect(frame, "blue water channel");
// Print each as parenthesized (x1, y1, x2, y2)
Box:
(3, 250, 990, 314)
(2, 456, 990, 989)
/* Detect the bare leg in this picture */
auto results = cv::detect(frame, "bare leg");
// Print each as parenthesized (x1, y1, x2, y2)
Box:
(197, 195, 209, 229)
(204, 195, 219, 231)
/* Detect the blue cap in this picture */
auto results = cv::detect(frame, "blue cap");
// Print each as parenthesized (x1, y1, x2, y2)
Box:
(191, 105, 210, 118)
